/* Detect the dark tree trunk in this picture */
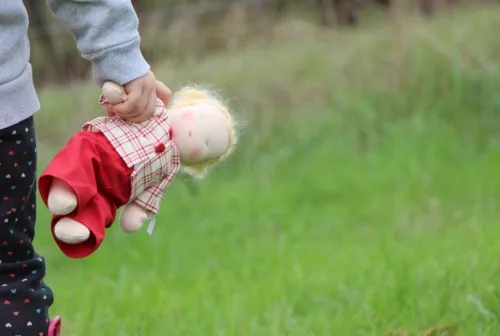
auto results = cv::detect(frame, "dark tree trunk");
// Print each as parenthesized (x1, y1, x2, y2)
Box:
(333, 0, 357, 26)
(25, 0, 64, 81)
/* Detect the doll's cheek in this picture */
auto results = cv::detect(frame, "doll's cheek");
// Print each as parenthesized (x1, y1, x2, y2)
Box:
(181, 111, 195, 120)
(189, 148, 202, 161)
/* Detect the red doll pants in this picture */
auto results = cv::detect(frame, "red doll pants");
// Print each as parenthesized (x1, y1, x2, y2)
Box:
(38, 131, 134, 258)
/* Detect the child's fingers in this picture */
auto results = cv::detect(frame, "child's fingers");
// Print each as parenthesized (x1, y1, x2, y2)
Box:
(99, 102, 116, 117)
(126, 89, 155, 123)
(101, 103, 115, 116)
(156, 80, 172, 106)
(112, 85, 142, 119)
(146, 87, 157, 117)
(143, 86, 156, 118)
(101, 73, 162, 122)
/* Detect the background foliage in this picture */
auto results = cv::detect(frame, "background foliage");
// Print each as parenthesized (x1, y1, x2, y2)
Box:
(25, 0, 500, 335)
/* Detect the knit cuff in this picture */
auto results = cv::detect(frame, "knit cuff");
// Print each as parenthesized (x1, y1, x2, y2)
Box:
(85, 37, 151, 86)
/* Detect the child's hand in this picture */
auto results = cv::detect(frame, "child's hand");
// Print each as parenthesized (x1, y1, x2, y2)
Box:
(104, 71, 172, 122)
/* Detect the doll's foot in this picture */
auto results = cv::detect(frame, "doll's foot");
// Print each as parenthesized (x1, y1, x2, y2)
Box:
(48, 178, 77, 215)
(54, 218, 90, 244)
(119, 202, 149, 233)
(48, 316, 62, 336)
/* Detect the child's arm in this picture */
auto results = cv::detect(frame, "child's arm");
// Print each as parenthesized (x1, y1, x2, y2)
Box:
(46, 0, 150, 86)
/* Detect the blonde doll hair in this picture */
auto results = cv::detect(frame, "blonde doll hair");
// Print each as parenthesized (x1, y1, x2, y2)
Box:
(168, 85, 238, 179)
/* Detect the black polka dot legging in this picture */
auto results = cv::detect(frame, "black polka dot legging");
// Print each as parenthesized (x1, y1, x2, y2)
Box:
(0, 117, 55, 335)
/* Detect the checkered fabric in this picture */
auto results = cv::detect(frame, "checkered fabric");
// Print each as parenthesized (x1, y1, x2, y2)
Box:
(82, 99, 181, 214)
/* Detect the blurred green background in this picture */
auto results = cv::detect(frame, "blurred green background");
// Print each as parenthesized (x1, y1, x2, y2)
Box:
(25, 0, 500, 335)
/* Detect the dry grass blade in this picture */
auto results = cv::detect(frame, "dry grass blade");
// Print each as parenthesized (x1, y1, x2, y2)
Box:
(422, 324, 459, 336)
(388, 331, 409, 336)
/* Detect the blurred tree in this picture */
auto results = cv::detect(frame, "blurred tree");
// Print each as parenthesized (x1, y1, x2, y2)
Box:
(420, 0, 437, 15)
(26, 0, 92, 85)
(25, 0, 62, 79)
(23, 0, 470, 86)
(333, 0, 357, 26)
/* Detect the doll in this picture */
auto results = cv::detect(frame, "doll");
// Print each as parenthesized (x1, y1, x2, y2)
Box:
(38, 82, 237, 258)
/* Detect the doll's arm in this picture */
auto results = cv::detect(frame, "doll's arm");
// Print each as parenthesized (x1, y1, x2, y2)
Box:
(134, 175, 174, 215)
(119, 175, 174, 233)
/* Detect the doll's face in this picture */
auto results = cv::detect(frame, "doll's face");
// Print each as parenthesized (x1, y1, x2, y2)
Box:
(168, 103, 230, 164)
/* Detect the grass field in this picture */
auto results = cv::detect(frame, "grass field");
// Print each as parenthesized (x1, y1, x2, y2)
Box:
(33, 5, 500, 335)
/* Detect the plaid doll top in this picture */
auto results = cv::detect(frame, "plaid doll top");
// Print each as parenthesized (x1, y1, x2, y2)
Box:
(82, 99, 181, 214)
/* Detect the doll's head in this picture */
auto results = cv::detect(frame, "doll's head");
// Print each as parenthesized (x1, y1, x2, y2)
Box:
(167, 86, 237, 178)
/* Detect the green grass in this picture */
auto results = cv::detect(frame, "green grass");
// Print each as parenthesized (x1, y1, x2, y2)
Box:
(33, 5, 500, 335)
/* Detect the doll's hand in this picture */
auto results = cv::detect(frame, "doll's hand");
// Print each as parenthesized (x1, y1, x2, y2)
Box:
(104, 71, 172, 123)
(119, 202, 150, 233)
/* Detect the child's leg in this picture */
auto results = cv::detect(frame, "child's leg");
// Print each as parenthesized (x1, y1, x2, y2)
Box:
(0, 117, 55, 334)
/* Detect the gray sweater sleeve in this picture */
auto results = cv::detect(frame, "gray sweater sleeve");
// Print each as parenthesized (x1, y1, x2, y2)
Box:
(46, 0, 151, 86)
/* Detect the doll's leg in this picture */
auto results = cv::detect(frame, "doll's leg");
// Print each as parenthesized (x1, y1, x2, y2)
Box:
(51, 191, 119, 259)
(47, 177, 78, 215)
(53, 217, 91, 244)
(0, 117, 55, 335)
(39, 131, 134, 218)
(38, 132, 105, 218)
(40, 131, 133, 258)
